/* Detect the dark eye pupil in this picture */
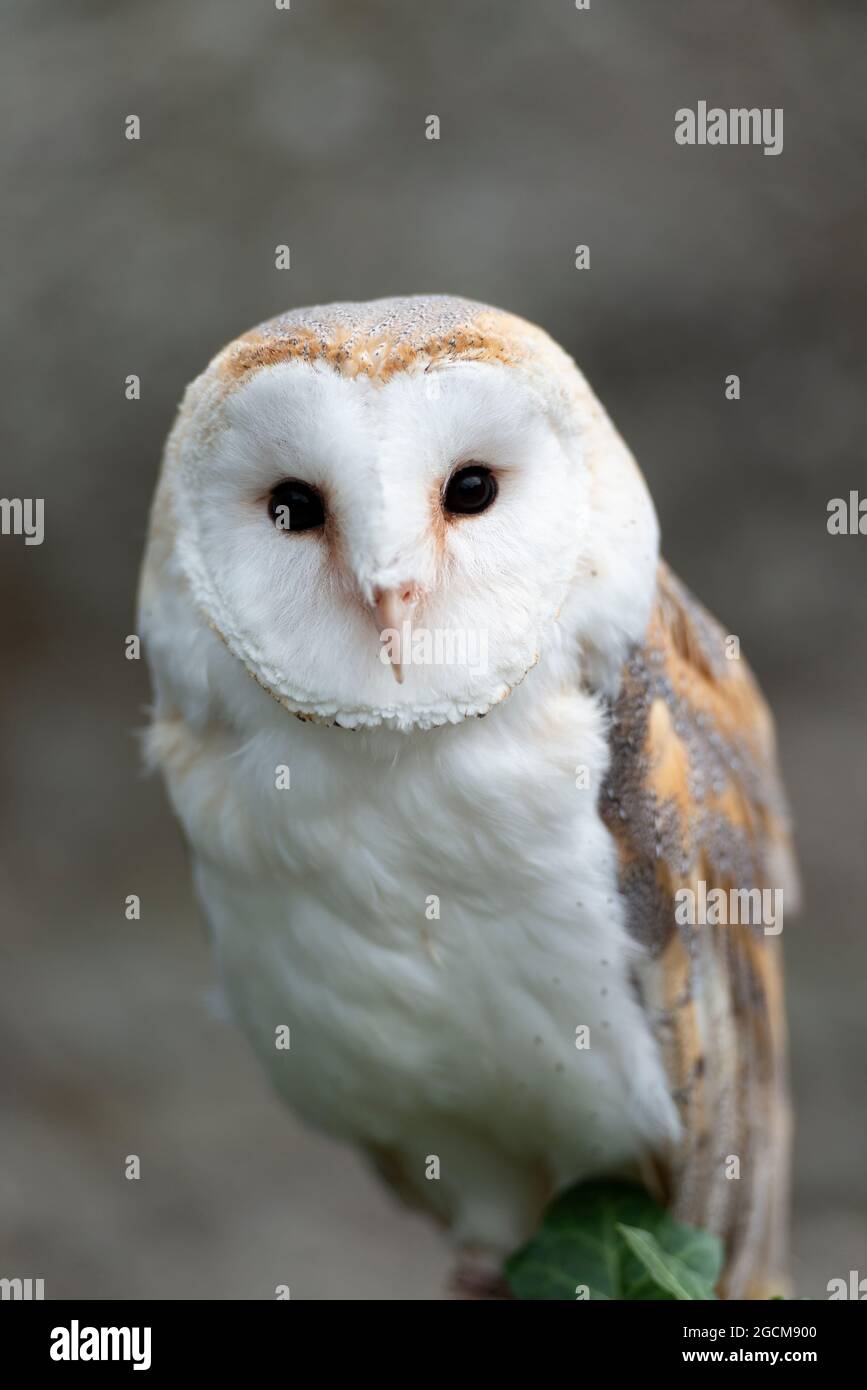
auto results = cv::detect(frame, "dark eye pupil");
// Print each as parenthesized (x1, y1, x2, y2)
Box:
(268, 480, 325, 532)
(443, 464, 497, 516)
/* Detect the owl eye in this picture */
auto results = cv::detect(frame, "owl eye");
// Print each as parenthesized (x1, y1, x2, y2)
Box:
(268, 479, 326, 533)
(443, 464, 498, 516)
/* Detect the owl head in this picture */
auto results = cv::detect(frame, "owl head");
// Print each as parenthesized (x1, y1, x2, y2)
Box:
(141, 296, 659, 732)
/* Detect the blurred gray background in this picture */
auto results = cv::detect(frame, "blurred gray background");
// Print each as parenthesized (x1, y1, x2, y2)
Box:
(1, 0, 864, 1299)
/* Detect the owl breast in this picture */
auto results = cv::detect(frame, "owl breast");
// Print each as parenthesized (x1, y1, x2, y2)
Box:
(172, 681, 678, 1253)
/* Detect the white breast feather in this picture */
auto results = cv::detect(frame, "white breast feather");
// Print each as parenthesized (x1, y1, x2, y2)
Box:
(147, 603, 678, 1254)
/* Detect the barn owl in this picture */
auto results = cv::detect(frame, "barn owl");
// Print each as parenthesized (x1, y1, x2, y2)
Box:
(139, 296, 797, 1299)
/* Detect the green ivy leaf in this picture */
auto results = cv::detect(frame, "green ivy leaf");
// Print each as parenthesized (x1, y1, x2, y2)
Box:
(616, 1223, 716, 1301)
(504, 1180, 723, 1301)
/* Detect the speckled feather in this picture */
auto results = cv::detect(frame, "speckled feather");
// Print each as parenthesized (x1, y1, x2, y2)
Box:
(603, 562, 796, 1297)
(220, 295, 527, 384)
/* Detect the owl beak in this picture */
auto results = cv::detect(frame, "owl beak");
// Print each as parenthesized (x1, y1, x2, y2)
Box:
(372, 585, 419, 685)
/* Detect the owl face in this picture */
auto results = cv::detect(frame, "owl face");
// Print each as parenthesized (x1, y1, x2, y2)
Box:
(159, 298, 660, 732)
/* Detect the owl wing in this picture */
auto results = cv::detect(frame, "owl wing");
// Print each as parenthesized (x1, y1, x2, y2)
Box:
(601, 561, 798, 1298)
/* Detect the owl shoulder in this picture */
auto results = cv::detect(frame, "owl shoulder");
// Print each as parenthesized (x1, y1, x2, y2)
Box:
(600, 559, 799, 953)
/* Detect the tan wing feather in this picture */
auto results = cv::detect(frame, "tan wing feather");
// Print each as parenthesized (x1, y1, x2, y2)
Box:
(602, 561, 798, 1298)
